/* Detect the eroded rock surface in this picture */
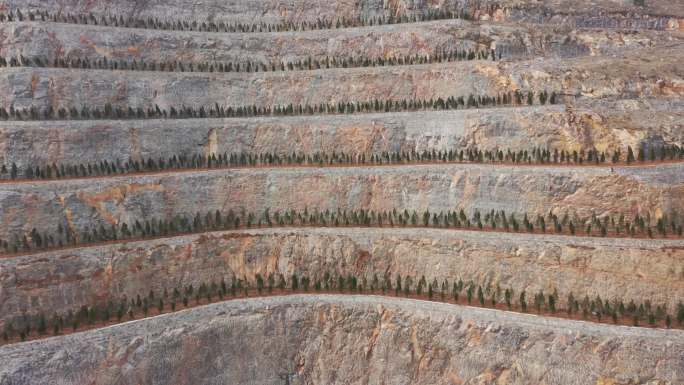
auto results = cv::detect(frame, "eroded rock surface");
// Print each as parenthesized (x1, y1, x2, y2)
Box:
(2, 227, 684, 326)
(3, 45, 683, 111)
(6, 0, 684, 25)
(1, 295, 683, 385)
(1, 98, 682, 169)
(2, 162, 683, 239)
(1, 0, 683, 381)
(2, 19, 674, 63)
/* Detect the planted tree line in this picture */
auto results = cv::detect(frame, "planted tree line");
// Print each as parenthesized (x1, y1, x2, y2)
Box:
(2, 206, 682, 256)
(0, 90, 559, 122)
(1, 7, 488, 33)
(0, 48, 499, 74)
(3, 144, 683, 182)
(3, 270, 683, 345)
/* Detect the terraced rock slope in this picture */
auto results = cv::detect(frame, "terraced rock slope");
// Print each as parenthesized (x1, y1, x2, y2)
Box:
(3, 296, 684, 385)
(0, 0, 683, 384)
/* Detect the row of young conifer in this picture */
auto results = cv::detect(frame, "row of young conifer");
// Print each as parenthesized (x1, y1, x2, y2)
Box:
(2, 206, 682, 255)
(2, 144, 683, 181)
(1, 7, 488, 33)
(0, 48, 498, 74)
(0, 90, 558, 121)
(3, 271, 682, 344)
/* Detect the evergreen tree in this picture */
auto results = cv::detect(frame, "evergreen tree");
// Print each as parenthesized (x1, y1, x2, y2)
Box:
(256, 273, 264, 294)
(267, 273, 274, 293)
(37, 314, 47, 335)
(520, 291, 527, 312)
(477, 286, 485, 306)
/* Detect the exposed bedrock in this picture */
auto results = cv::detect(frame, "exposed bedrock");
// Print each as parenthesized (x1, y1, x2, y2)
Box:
(1, 45, 683, 111)
(506, 4, 684, 30)
(0, 163, 682, 240)
(2, 227, 684, 327)
(2, 295, 684, 385)
(0, 19, 672, 64)
(0, 20, 496, 63)
(1, 98, 682, 169)
(1, 0, 683, 382)
(0, 164, 684, 240)
(0, 20, 479, 64)
(3, 0, 501, 24)
(4, 0, 684, 26)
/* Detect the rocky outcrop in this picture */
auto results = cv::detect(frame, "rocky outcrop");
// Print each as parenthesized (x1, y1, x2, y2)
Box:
(0, 162, 682, 240)
(0, 19, 671, 64)
(1, 97, 681, 169)
(5, 0, 684, 25)
(2, 44, 683, 111)
(4, 0, 489, 25)
(2, 227, 684, 326)
(2, 295, 683, 385)
(0, 0, 683, 381)
(0, 19, 488, 63)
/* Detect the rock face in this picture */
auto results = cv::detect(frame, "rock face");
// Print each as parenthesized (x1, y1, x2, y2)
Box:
(1, 162, 683, 240)
(1, 98, 682, 169)
(1, 0, 684, 382)
(2, 295, 683, 385)
(0, 19, 671, 63)
(0, 19, 493, 62)
(3, 46, 683, 111)
(3, 227, 684, 328)
(6, 0, 684, 25)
